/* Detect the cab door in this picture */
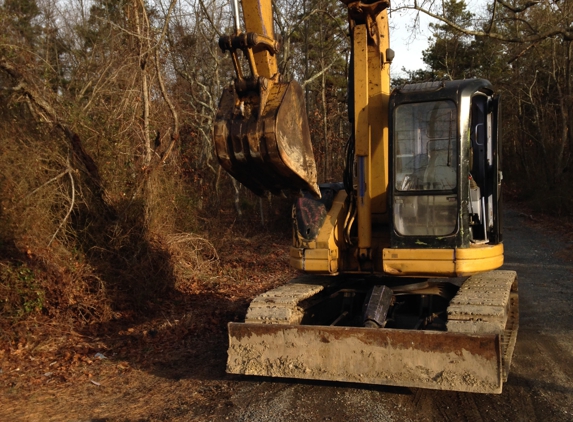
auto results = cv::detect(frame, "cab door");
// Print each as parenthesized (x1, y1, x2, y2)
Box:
(491, 95, 503, 244)
(469, 94, 502, 244)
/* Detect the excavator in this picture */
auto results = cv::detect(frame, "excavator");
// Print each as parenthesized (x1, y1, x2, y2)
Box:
(213, 0, 518, 394)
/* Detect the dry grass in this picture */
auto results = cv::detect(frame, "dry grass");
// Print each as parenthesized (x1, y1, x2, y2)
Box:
(0, 219, 297, 414)
(165, 233, 218, 280)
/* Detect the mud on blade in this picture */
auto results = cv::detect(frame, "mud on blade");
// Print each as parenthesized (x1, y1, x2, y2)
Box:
(228, 323, 505, 394)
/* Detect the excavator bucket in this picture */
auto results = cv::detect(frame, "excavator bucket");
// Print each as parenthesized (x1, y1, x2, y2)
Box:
(214, 80, 320, 197)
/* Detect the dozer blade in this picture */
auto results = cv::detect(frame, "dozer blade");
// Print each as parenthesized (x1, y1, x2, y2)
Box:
(228, 323, 504, 394)
(214, 80, 320, 197)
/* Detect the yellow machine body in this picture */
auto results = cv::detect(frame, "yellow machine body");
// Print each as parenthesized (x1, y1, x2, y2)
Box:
(214, 0, 518, 394)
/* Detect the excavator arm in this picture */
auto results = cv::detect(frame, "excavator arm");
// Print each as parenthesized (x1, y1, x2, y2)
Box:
(214, 0, 319, 197)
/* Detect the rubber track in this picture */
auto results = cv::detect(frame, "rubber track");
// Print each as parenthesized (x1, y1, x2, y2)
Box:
(447, 270, 519, 380)
(244, 277, 334, 324)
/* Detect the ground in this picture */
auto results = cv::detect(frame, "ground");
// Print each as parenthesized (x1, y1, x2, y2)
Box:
(1, 207, 573, 421)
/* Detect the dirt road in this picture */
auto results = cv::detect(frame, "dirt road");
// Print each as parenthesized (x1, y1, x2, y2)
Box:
(4, 208, 573, 421)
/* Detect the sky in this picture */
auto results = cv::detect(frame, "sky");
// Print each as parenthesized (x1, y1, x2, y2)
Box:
(388, 8, 434, 77)
(388, 1, 490, 77)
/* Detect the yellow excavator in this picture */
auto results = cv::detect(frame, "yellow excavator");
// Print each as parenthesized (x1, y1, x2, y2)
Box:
(214, 0, 518, 394)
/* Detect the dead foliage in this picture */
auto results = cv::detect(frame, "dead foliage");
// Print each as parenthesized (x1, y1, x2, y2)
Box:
(0, 61, 297, 400)
(0, 205, 297, 394)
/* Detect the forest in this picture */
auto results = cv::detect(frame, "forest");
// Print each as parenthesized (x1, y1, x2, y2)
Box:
(0, 0, 571, 367)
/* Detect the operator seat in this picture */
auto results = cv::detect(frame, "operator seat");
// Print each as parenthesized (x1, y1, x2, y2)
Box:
(423, 142, 456, 190)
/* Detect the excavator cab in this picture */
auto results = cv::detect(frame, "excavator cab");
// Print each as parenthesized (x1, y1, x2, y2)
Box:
(389, 79, 503, 250)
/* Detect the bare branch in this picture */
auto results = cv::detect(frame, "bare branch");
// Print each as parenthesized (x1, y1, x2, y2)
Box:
(198, 0, 223, 38)
(400, 2, 573, 43)
(133, 0, 153, 165)
(302, 61, 336, 88)
(154, 0, 179, 49)
(155, 47, 180, 139)
(486, 0, 497, 34)
(48, 165, 75, 247)
(496, 0, 540, 14)
(507, 40, 541, 64)
(19, 170, 70, 203)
